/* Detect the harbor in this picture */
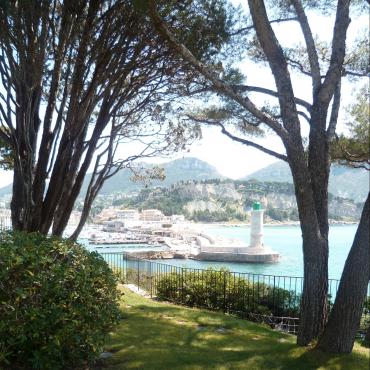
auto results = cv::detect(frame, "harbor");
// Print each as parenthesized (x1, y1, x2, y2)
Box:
(78, 202, 280, 263)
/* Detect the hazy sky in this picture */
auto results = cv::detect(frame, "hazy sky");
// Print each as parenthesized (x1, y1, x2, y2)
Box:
(140, 7, 368, 179)
(0, 4, 367, 187)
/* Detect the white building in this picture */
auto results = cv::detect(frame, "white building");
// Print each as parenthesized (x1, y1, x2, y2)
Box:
(140, 209, 165, 222)
(116, 209, 140, 220)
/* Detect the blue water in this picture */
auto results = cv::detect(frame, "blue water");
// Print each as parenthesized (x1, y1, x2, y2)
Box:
(165, 224, 358, 280)
(84, 224, 358, 280)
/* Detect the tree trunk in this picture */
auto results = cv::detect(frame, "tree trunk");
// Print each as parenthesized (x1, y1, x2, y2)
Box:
(69, 180, 101, 242)
(11, 164, 25, 230)
(287, 154, 329, 346)
(297, 235, 329, 345)
(317, 192, 370, 353)
(296, 113, 330, 346)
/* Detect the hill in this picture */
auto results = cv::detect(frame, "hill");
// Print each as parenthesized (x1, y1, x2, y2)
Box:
(87, 157, 223, 195)
(119, 179, 361, 223)
(244, 161, 368, 202)
(0, 158, 367, 204)
(0, 157, 223, 198)
(0, 158, 222, 198)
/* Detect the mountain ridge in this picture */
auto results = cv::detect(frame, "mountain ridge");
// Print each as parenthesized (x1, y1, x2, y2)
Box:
(243, 161, 368, 202)
(0, 157, 367, 202)
(88, 157, 224, 195)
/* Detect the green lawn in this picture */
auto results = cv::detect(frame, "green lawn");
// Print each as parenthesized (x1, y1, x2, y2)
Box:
(102, 287, 369, 370)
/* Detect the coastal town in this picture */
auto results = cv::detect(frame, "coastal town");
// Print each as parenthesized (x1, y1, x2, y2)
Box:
(62, 203, 279, 263)
(0, 200, 355, 264)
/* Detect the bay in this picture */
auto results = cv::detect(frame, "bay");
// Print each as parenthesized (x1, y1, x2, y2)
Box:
(85, 224, 358, 280)
(162, 224, 357, 280)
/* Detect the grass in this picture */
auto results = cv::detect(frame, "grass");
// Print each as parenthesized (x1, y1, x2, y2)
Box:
(102, 287, 370, 370)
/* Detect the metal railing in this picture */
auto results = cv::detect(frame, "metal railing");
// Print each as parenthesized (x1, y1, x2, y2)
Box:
(100, 251, 370, 334)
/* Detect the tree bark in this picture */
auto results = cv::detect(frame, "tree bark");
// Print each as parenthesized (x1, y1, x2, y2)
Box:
(11, 164, 25, 230)
(317, 192, 370, 353)
(298, 236, 328, 345)
(288, 155, 329, 345)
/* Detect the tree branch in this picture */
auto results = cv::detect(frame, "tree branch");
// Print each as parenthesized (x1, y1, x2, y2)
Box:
(318, 0, 350, 107)
(343, 69, 369, 78)
(187, 115, 287, 161)
(247, 0, 301, 139)
(292, 0, 321, 93)
(297, 110, 311, 124)
(233, 84, 312, 111)
(327, 80, 341, 140)
(229, 17, 298, 36)
(148, 0, 289, 142)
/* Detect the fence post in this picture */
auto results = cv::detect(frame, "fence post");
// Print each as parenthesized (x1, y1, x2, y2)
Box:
(223, 271, 227, 312)
(273, 275, 276, 313)
(149, 262, 152, 298)
(124, 253, 127, 283)
(137, 258, 140, 291)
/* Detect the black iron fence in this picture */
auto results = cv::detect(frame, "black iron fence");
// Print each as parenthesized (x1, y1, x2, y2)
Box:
(100, 251, 370, 334)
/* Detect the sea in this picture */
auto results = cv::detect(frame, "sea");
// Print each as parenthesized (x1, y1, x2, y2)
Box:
(84, 224, 358, 280)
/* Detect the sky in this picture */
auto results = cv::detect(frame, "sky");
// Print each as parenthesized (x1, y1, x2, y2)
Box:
(0, 4, 368, 188)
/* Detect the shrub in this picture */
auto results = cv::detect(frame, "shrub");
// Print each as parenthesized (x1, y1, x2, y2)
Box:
(0, 231, 121, 370)
(156, 268, 300, 318)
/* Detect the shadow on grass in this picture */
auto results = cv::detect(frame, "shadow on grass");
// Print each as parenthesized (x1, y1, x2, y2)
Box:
(103, 296, 369, 370)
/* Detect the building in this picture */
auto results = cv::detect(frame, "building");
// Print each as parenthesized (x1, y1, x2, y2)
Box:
(94, 207, 120, 223)
(140, 209, 165, 222)
(116, 209, 140, 221)
(102, 220, 124, 232)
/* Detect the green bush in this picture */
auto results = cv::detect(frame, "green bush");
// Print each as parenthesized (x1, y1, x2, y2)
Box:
(156, 268, 301, 318)
(0, 231, 121, 370)
(361, 297, 370, 346)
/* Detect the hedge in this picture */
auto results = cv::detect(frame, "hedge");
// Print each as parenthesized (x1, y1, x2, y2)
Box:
(0, 231, 121, 370)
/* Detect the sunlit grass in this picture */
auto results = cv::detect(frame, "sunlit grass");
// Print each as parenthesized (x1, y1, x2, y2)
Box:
(102, 287, 369, 370)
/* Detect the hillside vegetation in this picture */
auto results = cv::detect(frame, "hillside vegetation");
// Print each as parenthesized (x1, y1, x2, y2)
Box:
(117, 179, 361, 223)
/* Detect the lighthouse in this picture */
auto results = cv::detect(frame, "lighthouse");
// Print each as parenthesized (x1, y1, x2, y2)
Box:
(249, 202, 264, 249)
(244, 202, 280, 262)
(194, 201, 280, 263)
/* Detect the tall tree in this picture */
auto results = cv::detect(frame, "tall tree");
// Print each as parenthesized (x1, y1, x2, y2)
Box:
(147, 0, 369, 347)
(0, 0, 232, 237)
(317, 192, 369, 352)
(317, 86, 369, 352)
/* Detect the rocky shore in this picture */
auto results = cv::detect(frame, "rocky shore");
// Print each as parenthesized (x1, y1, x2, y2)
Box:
(127, 250, 190, 260)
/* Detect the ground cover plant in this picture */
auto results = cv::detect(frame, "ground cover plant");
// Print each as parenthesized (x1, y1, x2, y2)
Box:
(0, 231, 121, 369)
(102, 287, 369, 370)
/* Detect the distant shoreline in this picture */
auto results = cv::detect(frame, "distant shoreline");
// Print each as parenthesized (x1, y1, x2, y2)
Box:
(190, 220, 358, 228)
